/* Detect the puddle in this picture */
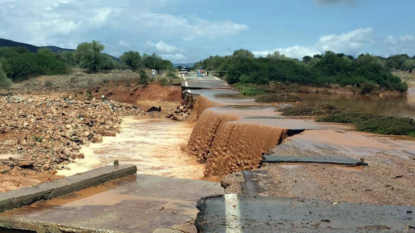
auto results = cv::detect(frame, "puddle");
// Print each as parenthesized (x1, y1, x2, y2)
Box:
(1, 175, 223, 233)
(298, 87, 415, 118)
(58, 114, 204, 180)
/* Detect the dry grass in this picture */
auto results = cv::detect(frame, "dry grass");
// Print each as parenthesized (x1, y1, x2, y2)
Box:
(393, 70, 415, 87)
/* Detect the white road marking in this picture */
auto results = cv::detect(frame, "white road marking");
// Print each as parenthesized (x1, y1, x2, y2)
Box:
(225, 194, 242, 233)
(213, 76, 221, 81)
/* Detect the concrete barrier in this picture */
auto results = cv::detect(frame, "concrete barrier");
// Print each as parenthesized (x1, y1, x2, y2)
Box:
(0, 165, 137, 213)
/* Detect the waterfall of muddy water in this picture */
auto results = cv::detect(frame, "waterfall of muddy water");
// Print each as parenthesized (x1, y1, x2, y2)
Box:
(58, 114, 204, 180)
(188, 96, 288, 179)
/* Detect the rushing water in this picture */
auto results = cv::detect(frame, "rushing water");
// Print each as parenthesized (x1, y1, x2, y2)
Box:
(298, 87, 415, 118)
(58, 114, 204, 180)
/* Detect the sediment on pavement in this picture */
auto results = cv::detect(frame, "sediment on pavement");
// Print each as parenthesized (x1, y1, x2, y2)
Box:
(0, 165, 137, 213)
(188, 96, 288, 179)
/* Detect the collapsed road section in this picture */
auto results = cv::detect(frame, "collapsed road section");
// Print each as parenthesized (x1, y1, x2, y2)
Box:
(0, 72, 414, 232)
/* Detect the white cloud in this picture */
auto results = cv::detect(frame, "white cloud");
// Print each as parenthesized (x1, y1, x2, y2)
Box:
(118, 40, 130, 48)
(316, 28, 375, 54)
(161, 53, 186, 61)
(0, 0, 248, 62)
(147, 41, 178, 53)
(254, 27, 380, 59)
(254, 46, 320, 60)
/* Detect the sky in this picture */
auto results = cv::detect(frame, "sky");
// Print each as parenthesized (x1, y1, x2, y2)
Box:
(0, 0, 414, 63)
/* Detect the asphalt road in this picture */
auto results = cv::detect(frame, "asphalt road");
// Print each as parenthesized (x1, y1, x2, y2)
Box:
(181, 72, 228, 91)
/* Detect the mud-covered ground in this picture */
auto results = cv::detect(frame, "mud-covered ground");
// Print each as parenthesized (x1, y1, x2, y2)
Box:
(0, 72, 184, 192)
(224, 129, 415, 206)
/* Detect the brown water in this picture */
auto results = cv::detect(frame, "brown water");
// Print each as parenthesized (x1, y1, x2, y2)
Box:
(58, 114, 204, 180)
(298, 87, 415, 118)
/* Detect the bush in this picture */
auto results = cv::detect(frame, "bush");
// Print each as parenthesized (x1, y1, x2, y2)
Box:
(139, 70, 149, 84)
(282, 103, 415, 137)
(195, 50, 408, 93)
(158, 78, 171, 86)
(0, 64, 12, 90)
(44, 80, 53, 87)
(360, 82, 379, 95)
(120, 51, 142, 70)
(255, 93, 300, 103)
(282, 103, 341, 116)
(3, 53, 70, 81)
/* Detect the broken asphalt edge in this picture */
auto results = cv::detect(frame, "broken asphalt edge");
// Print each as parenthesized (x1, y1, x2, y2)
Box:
(0, 217, 122, 233)
(0, 165, 137, 213)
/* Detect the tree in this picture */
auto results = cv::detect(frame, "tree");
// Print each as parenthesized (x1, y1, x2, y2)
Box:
(56, 51, 76, 66)
(120, 51, 142, 70)
(233, 49, 255, 59)
(75, 41, 105, 72)
(267, 51, 291, 61)
(37, 48, 55, 57)
(303, 56, 312, 64)
(403, 59, 415, 72)
(0, 64, 12, 90)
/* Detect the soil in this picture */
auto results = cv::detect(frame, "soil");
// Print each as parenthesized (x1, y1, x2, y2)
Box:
(0, 72, 184, 193)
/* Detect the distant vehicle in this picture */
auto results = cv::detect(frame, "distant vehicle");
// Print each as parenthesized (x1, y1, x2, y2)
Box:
(197, 67, 204, 77)
(180, 68, 188, 75)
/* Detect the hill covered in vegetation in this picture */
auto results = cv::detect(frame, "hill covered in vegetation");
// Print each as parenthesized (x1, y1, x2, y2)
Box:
(0, 40, 175, 90)
(195, 50, 413, 93)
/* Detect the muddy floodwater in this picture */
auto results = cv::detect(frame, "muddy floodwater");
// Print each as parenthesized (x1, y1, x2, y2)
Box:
(58, 114, 204, 180)
(298, 87, 415, 118)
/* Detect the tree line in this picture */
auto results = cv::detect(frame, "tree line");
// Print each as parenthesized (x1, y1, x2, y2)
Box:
(0, 40, 174, 89)
(195, 50, 412, 93)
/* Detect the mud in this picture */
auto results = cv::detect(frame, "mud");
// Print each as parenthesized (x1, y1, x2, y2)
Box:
(188, 97, 289, 179)
(298, 87, 415, 118)
(59, 114, 204, 180)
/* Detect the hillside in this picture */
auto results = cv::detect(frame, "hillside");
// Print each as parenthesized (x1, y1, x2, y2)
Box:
(0, 38, 74, 53)
(0, 38, 118, 61)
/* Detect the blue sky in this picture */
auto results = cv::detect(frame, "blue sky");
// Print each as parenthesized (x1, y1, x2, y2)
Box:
(0, 0, 414, 63)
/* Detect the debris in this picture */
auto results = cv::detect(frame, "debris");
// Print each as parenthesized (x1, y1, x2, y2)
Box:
(0, 95, 142, 175)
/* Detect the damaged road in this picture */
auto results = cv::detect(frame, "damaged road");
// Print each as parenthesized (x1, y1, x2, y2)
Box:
(195, 194, 415, 232)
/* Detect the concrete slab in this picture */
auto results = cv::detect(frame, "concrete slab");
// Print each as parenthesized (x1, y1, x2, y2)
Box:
(262, 155, 368, 166)
(195, 194, 415, 232)
(0, 175, 224, 233)
(0, 165, 137, 213)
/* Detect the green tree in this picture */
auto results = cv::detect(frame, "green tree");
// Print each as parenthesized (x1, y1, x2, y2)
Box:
(0, 64, 12, 90)
(233, 49, 255, 59)
(37, 48, 55, 57)
(75, 41, 105, 72)
(56, 51, 76, 66)
(267, 51, 291, 61)
(120, 51, 142, 70)
(403, 59, 415, 72)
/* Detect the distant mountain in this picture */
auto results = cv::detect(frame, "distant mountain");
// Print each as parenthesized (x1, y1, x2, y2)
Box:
(174, 63, 195, 68)
(0, 38, 74, 53)
(0, 38, 119, 61)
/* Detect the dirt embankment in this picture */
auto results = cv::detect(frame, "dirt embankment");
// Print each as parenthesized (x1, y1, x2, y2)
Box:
(0, 95, 142, 193)
(188, 96, 287, 180)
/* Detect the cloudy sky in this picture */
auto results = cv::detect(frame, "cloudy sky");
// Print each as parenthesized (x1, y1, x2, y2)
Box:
(0, 0, 414, 63)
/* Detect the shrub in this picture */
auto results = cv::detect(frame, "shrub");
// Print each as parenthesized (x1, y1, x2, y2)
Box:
(3, 53, 70, 81)
(255, 93, 300, 103)
(282, 103, 341, 116)
(0, 64, 12, 90)
(360, 82, 379, 95)
(139, 70, 149, 84)
(44, 81, 53, 87)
